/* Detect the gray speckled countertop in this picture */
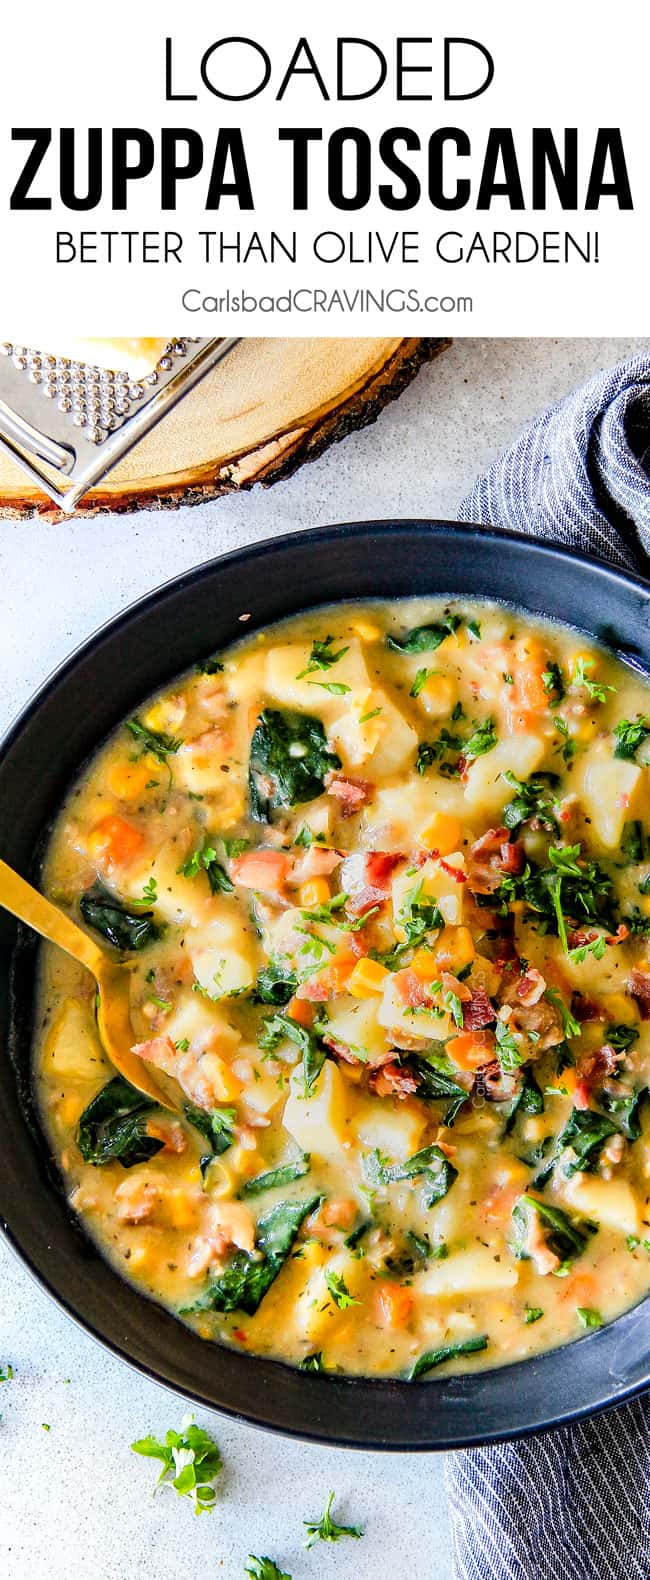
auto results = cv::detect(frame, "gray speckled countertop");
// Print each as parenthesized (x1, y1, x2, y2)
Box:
(1, 337, 647, 1580)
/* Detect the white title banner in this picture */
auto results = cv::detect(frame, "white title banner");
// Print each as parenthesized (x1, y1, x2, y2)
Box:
(2, 0, 647, 336)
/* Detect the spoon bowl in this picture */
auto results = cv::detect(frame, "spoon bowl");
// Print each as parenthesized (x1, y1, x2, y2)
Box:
(0, 857, 176, 1111)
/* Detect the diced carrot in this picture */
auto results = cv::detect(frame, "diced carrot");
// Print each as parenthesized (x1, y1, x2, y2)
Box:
(410, 949, 441, 985)
(559, 1066, 578, 1095)
(447, 1028, 496, 1070)
(375, 1282, 414, 1329)
(557, 1272, 599, 1305)
(296, 952, 357, 1001)
(287, 995, 315, 1028)
(87, 814, 144, 869)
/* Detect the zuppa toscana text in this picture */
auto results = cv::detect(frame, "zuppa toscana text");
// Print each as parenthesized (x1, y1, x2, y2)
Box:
(35, 599, 650, 1379)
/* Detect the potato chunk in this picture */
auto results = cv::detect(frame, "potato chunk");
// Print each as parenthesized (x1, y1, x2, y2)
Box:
(579, 749, 643, 850)
(413, 1245, 519, 1297)
(562, 1174, 641, 1238)
(463, 735, 545, 814)
(265, 638, 370, 717)
(42, 996, 107, 1082)
(282, 1060, 351, 1160)
(352, 1098, 426, 1162)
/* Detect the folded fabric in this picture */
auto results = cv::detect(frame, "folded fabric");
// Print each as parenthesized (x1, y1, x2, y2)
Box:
(459, 352, 650, 569)
(446, 350, 650, 1580)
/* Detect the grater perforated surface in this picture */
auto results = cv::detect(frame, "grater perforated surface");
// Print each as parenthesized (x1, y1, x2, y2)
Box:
(0, 335, 240, 512)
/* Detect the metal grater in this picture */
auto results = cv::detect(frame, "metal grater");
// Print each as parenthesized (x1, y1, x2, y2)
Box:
(0, 336, 240, 513)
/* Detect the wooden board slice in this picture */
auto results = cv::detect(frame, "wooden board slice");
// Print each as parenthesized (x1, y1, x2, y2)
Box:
(0, 336, 449, 522)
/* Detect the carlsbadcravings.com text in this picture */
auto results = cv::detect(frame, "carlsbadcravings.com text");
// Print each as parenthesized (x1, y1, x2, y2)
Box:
(180, 287, 473, 314)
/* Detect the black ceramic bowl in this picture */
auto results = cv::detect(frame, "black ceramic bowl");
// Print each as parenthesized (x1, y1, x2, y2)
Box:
(1, 521, 649, 1450)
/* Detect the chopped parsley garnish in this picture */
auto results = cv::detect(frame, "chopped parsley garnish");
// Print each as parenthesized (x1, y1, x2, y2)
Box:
(308, 680, 351, 696)
(576, 1306, 602, 1329)
(294, 825, 327, 848)
(303, 1491, 363, 1548)
(495, 1017, 524, 1073)
(613, 716, 650, 761)
(467, 620, 481, 641)
(542, 662, 564, 701)
(417, 716, 496, 776)
(387, 615, 460, 655)
(180, 840, 234, 894)
(571, 658, 615, 704)
(502, 771, 559, 832)
(524, 1306, 544, 1324)
(297, 636, 349, 678)
(131, 1415, 222, 1514)
(410, 667, 434, 698)
(553, 717, 576, 765)
(325, 1272, 359, 1310)
(195, 655, 224, 675)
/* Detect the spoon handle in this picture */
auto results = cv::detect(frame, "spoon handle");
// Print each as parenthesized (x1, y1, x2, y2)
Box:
(0, 858, 104, 977)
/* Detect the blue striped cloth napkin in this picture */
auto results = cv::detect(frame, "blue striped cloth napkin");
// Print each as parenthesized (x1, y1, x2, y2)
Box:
(446, 351, 650, 1580)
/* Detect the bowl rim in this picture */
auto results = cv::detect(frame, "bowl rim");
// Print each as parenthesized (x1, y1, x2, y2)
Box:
(1, 517, 649, 1451)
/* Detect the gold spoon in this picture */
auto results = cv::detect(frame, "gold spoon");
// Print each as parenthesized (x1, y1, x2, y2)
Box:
(0, 857, 176, 1111)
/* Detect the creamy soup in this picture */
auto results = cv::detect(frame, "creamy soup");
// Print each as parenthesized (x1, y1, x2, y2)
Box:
(34, 599, 650, 1381)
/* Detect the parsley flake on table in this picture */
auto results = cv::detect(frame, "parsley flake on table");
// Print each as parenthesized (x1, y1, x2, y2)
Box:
(0, 1363, 14, 1382)
(245, 1558, 292, 1580)
(303, 1491, 363, 1548)
(131, 1414, 222, 1514)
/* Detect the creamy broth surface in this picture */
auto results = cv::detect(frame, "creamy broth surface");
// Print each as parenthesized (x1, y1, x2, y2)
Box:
(35, 599, 650, 1380)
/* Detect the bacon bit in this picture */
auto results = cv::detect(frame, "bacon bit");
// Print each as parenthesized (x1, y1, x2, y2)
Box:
(573, 1044, 623, 1109)
(467, 827, 521, 894)
(394, 969, 433, 1009)
(288, 846, 343, 886)
(115, 1176, 161, 1224)
(323, 1034, 364, 1064)
(567, 927, 599, 950)
(516, 968, 546, 1007)
(368, 1061, 419, 1099)
(325, 771, 374, 817)
(456, 754, 468, 778)
(146, 1119, 187, 1154)
(230, 848, 290, 898)
(474, 1058, 520, 1102)
(184, 725, 234, 756)
(232, 1328, 248, 1343)
(132, 1034, 177, 1070)
(341, 850, 403, 915)
(500, 841, 525, 875)
(435, 1137, 458, 1158)
(607, 923, 629, 945)
(629, 969, 650, 1020)
(439, 857, 467, 883)
(441, 970, 472, 1002)
(571, 992, 605, 1023)
(471, 826, 511, 857)
(463, 989, 497, 1030)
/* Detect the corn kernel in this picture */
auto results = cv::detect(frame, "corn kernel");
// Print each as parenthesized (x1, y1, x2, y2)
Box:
(419, 811, 462, 856)
(107, 759, 153, 801)
(347, 957, 389, 998)
(351, 620, 382, 642)
(298, 877, 331, 909)
(434, 925, 475, 973)
(143, 701, 170, 732)
(166, 1190, 198, 1231)
(419, 673, 456, 718)
(522, 1115, 548, 1143)
(568, 650, 597, 680)
(559, 1067, 578, 1096)
(199, 1052, 243, 1102)
(410, 949, 442, 984)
